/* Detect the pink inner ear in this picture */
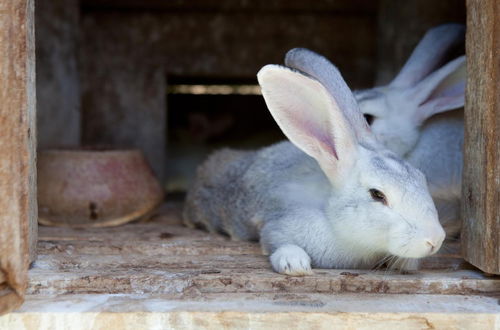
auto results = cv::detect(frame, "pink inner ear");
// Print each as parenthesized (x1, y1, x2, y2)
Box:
(291, 115, 339, 161)
(316, 135, 339, 160)
(416, 93, 465, 122)
(423, 81, 465, 104)
(425, 96, 461, 110)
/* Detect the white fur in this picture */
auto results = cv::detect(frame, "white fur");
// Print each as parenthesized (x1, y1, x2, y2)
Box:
(185, 60, 446, 277)
(270, 245, 313, 276)
(353, 56, 465, 158)
(355, 27, 465, 237)
(257, 64, 446, 270)
(284, 25, 465, 238)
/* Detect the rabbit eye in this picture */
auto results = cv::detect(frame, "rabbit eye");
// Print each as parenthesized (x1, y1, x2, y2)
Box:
(369, 189, 387, 205)
(364, 114, 375, 125)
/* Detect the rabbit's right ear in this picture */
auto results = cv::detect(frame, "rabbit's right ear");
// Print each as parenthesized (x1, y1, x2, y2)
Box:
(408, 56, 466, 123)
(284, 48, 372, 143)
(257, 65, 359, 186)
(391, 24, 465, 88)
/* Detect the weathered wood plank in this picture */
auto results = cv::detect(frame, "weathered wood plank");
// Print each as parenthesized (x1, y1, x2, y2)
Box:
(36, 239, 463, 268)
(462, 0, 500, 274)
(37, 239, 262, 256)
(31, 253, 469, 274)
(0, 287, 23, 316)
(36, 203, 461, 260)
(27, 266, 500, 296)
(36, 204, 262, 255)
(80, 12, 376, 87)
(81, 0, 379, 13)
(33, 254, 271, 271)
(14, 293, 500, 314)
(0, 0, 37, 315)
(3, 293, 499, 329)
(35, 0, 81, 148)
(32, 203, 487, 298)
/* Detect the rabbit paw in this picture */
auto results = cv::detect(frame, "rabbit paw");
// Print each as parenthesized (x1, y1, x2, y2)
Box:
(270, 244, 313, 276)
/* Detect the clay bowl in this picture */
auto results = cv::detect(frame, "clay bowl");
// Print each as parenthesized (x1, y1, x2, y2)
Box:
(37, 149, 165, 228)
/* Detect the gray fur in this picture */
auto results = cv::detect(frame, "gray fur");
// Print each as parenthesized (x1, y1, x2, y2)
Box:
(407, 110, 463, 237)
(184, 141, 428, 270)
(184, 63, 445, 276)
(283, 26, 465, 239)
(284, 48, 371, 141)
(184, 142, 331, 247)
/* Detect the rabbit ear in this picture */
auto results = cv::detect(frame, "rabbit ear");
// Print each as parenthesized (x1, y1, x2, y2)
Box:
(408, 56, 466, 123)
(390, 24, 465, 88)
(284, 48, 372, 142)
(257, 65, 360, 186)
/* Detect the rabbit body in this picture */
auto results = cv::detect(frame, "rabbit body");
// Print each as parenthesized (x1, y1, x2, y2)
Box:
(407, 111, 463, 201)
(185, 143, 338, 267)
(406, 111, 463, 236)
(184, 55, 445, 276)
(184, 143, 325, 242)
(185, 141, 421, 273)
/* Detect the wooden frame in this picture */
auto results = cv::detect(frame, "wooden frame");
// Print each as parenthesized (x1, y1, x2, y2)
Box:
(0, 0, 498, 317)
(462, 0, 500, 274)
(0, 0, 37, 315)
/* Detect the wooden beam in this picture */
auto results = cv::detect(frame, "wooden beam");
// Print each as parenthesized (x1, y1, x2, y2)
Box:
(36, 0, 81, 149)
(0, 0, 37, 315)
(2, 293, 500, 329)
(462, 0, 500, 274)
(80, 0, 379, 14)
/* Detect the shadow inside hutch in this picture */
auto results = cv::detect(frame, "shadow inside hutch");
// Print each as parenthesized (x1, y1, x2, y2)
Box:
(165, 77, 284, 194)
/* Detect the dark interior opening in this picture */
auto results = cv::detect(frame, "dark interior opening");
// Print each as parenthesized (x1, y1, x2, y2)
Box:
(165, 76, 285, 192)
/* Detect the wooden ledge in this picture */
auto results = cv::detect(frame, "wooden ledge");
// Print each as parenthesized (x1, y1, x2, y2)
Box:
(14, 202, 500, 326)
(2, 293, 500, 329)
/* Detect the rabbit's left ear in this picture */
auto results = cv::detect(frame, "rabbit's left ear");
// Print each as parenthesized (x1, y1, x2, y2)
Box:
(408, 56, 466, 123)
(257, 65, 362, 186)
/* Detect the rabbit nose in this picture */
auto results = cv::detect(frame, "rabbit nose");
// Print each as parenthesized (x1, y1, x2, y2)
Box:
(425, 240, 437, 253)
(424, 230, 445, 254)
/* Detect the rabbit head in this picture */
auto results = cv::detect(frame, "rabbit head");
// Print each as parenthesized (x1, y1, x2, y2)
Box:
(352, 24, 466, 156)
(284, 25, 465, 157)
(257, 54, 445, 260)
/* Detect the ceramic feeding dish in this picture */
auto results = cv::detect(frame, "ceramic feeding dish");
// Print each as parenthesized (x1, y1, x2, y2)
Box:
(37, 149, 164, 227)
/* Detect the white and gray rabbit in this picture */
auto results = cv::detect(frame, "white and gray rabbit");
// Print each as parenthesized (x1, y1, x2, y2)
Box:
(184, 53, 445, 276)
(286, 24, 466, 238)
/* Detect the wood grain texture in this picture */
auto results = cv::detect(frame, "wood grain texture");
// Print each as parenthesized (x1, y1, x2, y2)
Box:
(80, 0, 379, 13)
(28, 203, 500, 297)
(3, 293, 500, 329)
(35, 0, 81, 148)
(0, 0, 37, 315)
(462, 0, 500, 274)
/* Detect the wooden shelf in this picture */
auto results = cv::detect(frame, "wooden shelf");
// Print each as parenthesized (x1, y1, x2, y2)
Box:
(2, 202, 499, 328)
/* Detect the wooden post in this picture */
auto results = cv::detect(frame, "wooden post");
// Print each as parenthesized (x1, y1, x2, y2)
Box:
(36, 0, 81, 148)
(0, 0, 37, 314)
(462, 0, 500, 274)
